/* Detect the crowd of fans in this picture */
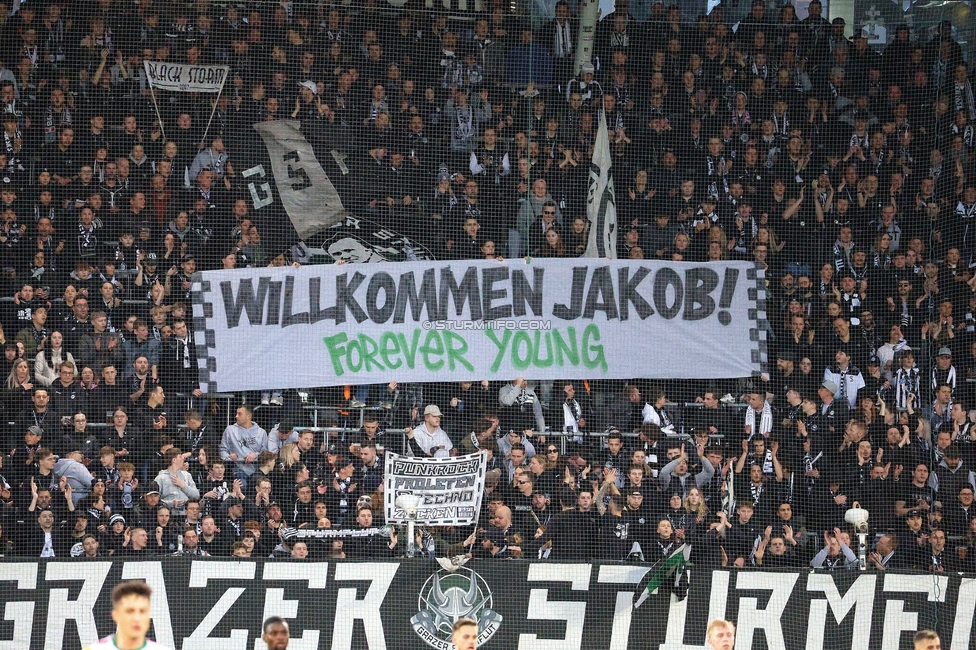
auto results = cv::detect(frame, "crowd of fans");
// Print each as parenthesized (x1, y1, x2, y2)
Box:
(0, 0, 973, 571)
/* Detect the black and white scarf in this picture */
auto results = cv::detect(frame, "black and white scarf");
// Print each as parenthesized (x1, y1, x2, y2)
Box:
(657, 539, 675, 558)
(772, 112, 789, 136)
(956, 420, 973, 443)
(750, 482, 765, 506)
(44, 18, 66, 63)
(610, 30, 629, 49)
(954, 80, 976, 121)
(705, 155, 728, 197)
(2, 129, 19, 157)
(462, 200, 482, 221)
(897, 144, 914, 166)
(933, 365, 957, 392)
(44, 107, 70, 144)
(744, 401, 773, 439)
(77, 221, 98, 255)
(119, 479, 137, 509)
(803, 451, 823, 490)
(564, 398, 582, 423)
(822, 553, 845, 570)
(224, 516, 242, 538)
(870, 148, 887, 174)
(515, 389, 534, 407)
(752, 448, 774, 474)
(893, 366, 920, 411)
(849, 131, 870, 149)
(454, 105, 473, 141)
(693, 208, 720, 230)
(705, 155, 726, 178)
(819, 277, 834, 297)
(731, 110, 751, 130)
(953, 123, 975, 148)
(734, 214, 759, 254)
(33, 203, 56, 223)
(553, 20, 573, 59)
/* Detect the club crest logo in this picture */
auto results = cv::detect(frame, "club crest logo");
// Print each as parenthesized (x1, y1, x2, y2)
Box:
(411, 567, 502, 650)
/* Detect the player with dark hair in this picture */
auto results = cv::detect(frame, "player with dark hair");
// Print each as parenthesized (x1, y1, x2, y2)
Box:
(262, 617, 290, 650)
(84, 581, 171, 650)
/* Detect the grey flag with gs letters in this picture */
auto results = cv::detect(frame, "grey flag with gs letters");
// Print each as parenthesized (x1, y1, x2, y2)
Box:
(252, 120, 347, 240)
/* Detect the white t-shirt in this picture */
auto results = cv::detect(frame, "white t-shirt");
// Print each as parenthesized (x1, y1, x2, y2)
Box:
(85, 636, 171, 650)
(40, 532, 55, 558)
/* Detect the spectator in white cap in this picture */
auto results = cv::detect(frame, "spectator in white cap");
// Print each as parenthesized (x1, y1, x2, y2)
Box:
(565, 61, 602, 104)
(405, 405, 453, 458)
(292, 80, 329, 126)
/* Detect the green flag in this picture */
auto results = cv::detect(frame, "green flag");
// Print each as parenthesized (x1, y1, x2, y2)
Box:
(633, 543, 691, 608)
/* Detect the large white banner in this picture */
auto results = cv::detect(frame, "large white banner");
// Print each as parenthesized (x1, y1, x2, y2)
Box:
(334, 0, 485, 8)
(252, 120, 348, 240)
(190, 258, 767, 392)
(143, 61, 229, 93)
(384, 452, 488, 526)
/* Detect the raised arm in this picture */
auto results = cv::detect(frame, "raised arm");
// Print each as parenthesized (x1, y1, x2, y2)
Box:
(695, 454, 716, 486)
(772, 441, 784, 482)
(735, 438, 749, 474)
(659, 456, 680, 490)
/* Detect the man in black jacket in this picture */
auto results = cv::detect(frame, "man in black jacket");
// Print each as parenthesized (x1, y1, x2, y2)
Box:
(198, 516, 225, 556)
(344, 507, 394, 558)
(921, 529, 961, 572)
(722, 501, 763, 566)
(290, 481, 318, 528)
(17, 507, 68, 556)
(943, 484, 975, 539)
(867, 533, 911, 570)
(221, 497, 245, 549)
(159, 320, 200, 398)
(547, 381, 589, 451)
(895, 510, 931, 569)
(49, 361, 87, 430)
(15, 388, 55, 440)
(539, 489, 600, 559)
(182, 409, 220, 455)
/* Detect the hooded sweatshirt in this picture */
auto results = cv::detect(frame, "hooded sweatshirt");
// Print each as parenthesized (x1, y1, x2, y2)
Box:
(220, 422, 268, 477)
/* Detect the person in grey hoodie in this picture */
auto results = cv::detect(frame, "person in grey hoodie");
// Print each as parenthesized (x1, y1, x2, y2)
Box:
(444, 87, 492, 154)
(658, 447, 716, 499)
(54, 451, 94, 506)
(513, 178, 562, 258)
(154, 447, 200, 514)
(496, 428, 537, 460)
(220, 405, 268, 490)
(499, 377, 547, 435)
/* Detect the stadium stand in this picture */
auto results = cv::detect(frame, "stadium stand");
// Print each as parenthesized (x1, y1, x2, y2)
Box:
(0, 0, 973, 590)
